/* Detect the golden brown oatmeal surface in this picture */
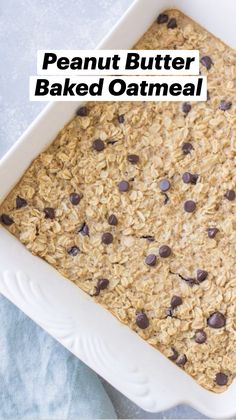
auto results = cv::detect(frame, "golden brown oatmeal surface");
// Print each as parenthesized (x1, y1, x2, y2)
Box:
(1, 9, 236, 392)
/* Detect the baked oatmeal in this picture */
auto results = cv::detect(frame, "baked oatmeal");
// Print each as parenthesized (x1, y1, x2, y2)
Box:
(1, 10, 236, 392)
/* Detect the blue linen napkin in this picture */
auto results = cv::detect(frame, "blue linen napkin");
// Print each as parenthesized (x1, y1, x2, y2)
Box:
(0, 294, 116, 420)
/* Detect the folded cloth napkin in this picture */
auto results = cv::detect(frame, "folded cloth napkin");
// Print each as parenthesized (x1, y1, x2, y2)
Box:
(0, 294, 116, 420)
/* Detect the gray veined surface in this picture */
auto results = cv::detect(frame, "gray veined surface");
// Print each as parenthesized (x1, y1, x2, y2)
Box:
(0, 0, 207, 418)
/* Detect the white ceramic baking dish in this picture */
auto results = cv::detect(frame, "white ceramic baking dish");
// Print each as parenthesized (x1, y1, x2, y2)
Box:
(0, 0, 235, 417)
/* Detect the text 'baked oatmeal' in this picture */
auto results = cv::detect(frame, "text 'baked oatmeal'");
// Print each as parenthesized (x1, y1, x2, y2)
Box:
(1, 10, 236, 392)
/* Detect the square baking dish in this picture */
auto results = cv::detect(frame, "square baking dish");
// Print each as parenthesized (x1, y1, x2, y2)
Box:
(0, 0, 235, 417)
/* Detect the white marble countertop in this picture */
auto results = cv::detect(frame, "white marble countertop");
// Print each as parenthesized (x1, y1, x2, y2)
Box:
(0, 0, 207, 418)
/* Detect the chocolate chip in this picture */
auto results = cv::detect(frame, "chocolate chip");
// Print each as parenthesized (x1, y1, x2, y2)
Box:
(92, 139, 105, 152)
(140, 235, 155, 242)
(118, 114, 125, 123)
(197, 269, 208, 282)
(159, 245, 171, 258)
(169, 347, 179, 361)
(67, 245, 80, 256)
(182, 142, 193, 155)
(182, 173, 192, 184)
(69, 193, 81, 205)
(97, 278, 109, 290)
(182, 172, 198, 185)
(108, 214, 118, 226)
(0, 214, 14, 226)
(207, 227, 219, 238)
(184, 200, 196, 213)
(219, 100, 232, 111)
(44, 207, 55, 219)
(207, 312, 226, 329)
(182, 102, 191, 114)
(101, 232, 113, 245)
(78, 222, 89, 236)
(194, 329, 207, 344)
(167, 18, 177, 29)
(207, 90, 210, 101)
(145, 254, 157, 266)
(191, 174, 198, 184)
(16, 195, 27, 209)
(171, 295, 183, 309)
(176, 354, 187, 366)
(136, 311, 149, 329)
(127, 154, 139, 164)
(159, 179, 171, 192)
(200, 56, 213, 70)
(224, 189, 235, 201)
(157, 13, 169, 24)
(118, 180, 130, 192)
(215, 372, 228, 386)
(76, 106, 89, 117)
